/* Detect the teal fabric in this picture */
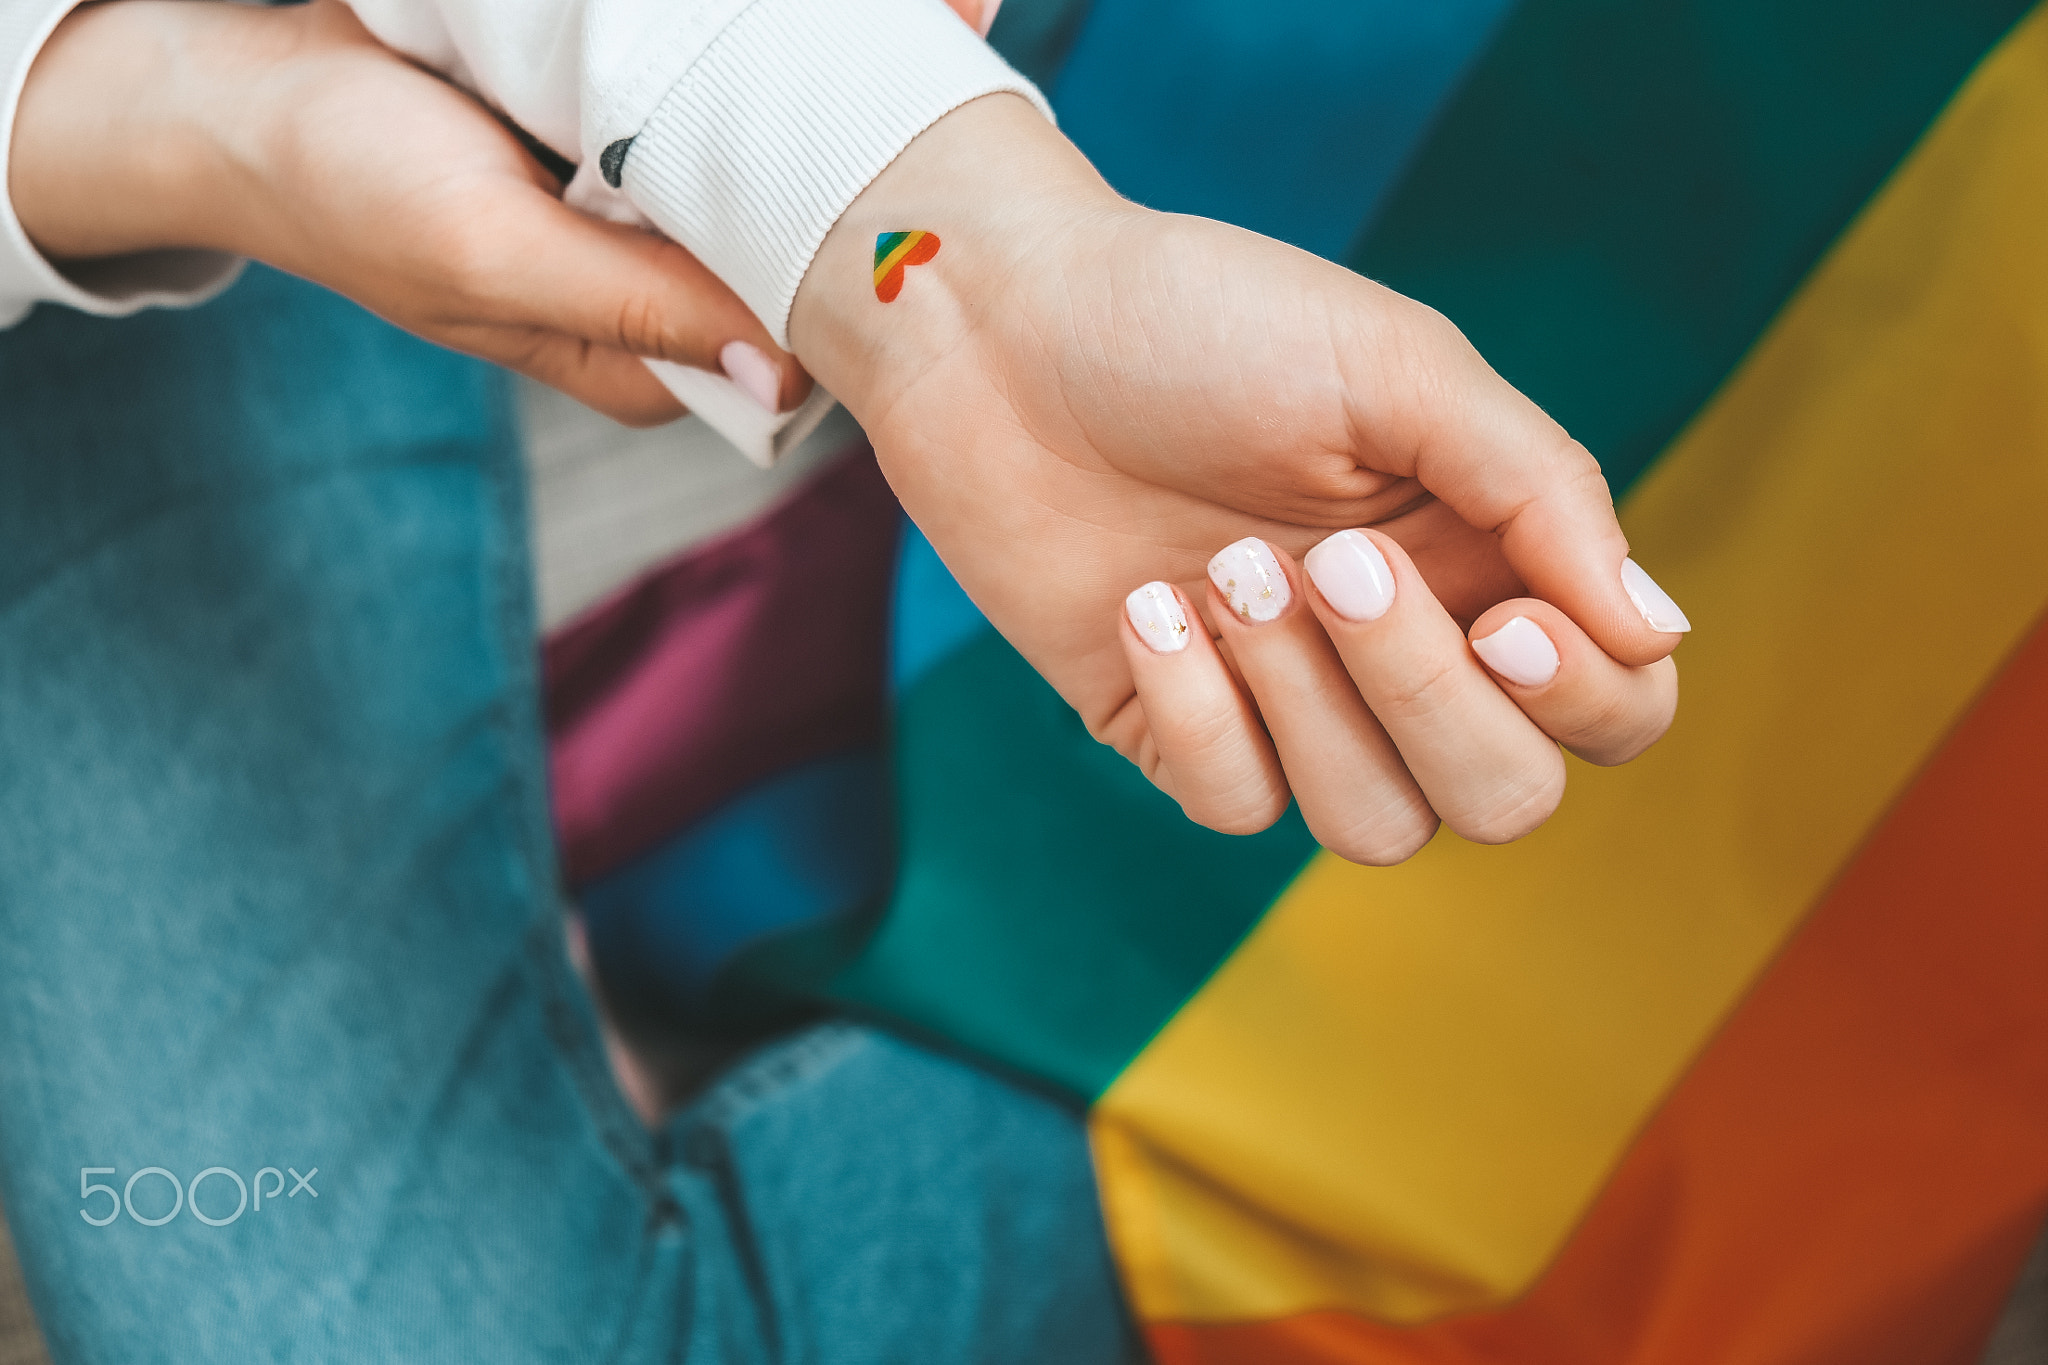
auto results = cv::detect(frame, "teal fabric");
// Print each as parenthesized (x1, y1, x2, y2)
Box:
(583, 752, 890, 1031)
(888, 522, 988, 694)
(984, 0, 1096, 89)
(1353, 0, 2037, 496)
(1053, 0, 1515, 257)
(837, 631, 1315, 1099)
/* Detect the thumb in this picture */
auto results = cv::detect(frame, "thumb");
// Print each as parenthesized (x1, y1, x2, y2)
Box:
(491, 188, 814, 413)
(1392, 306, 1690, 668)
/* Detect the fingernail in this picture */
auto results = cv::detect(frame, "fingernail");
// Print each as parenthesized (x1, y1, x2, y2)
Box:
(1621, 558, 1691, 633)
(977, 0, 1003, 36)
(1125, 581, 1191, 653)
(1304, 529, 1395, 622)
(1471, 616, 1561, 687)
(719, 339, 784, 414)
(1208, 537, 1290, 624)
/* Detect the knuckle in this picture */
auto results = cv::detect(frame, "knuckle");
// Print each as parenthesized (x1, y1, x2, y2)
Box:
(1368, 653, 1466, 727)
(1190, 781, 1289, 838)
(1392, 302, 1479, 395)
(1090, 696, 1190, 804)
(1559, 661, 1680, 766)
(1157, 694, 1246, 755)
(1085, 694, 1151, 758)
(612, 292, 670, 358)
(1550, 435, 1609, 485)
(1582, 723, 1660, 768)
(1446, 756, 1566, 845)
(489, 329, 557, 375)
(1388, 295, 1462, 354)
(1154, 706, 1287, 835)
(1320, 803, 1440, 867)
(1558, 444, 1624, 525)
(1556, 686, 1641, 753)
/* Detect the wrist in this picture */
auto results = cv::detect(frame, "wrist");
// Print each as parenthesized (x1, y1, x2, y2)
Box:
(10, 2, 260, 262)
(786, 93, 1124, 428)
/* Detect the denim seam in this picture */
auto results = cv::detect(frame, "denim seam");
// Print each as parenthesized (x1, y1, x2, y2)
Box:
(484, 385, 666, 1183)
(478, 372, 695, 1364)
(673, 1022, 865, 1136)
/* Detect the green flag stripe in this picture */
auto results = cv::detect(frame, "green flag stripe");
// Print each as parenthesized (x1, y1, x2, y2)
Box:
(1351, 0, 2036, 497)
(829, 631, 1317, 1098)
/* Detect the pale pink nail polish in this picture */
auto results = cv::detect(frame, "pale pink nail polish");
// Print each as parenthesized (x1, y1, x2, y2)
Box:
(1125, 581, 1191, 653)
(1620, 557, 1691, 633)
(977, 0, 1003, 37)
(719, 340, 783, 414)
(1208, 537, 1290, 624)
(1304, 529, 1395, 622)
(1471, 616, 1561, 687)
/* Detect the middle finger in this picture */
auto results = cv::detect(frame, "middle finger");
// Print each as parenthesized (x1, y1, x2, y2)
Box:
(1302, 528, 1567, 844)
(1206, 537, 1439, 865)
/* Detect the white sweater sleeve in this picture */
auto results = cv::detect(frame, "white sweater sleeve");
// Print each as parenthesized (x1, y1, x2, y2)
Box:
(0, 0, 242, 329)
(347, 0, 1051, 347)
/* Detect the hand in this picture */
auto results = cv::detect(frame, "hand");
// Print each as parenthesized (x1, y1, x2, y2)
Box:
(793, 96, 1684, 863)
(10, 0, 808, 425)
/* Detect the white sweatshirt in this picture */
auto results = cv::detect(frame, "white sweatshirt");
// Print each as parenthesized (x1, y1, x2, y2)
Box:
(0, 0, 1045, 390)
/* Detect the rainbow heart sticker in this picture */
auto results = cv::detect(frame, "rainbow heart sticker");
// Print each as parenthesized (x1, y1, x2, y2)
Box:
(873, 231, 941, 302)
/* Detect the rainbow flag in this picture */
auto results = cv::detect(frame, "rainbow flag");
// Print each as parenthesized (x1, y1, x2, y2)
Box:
(550, 1, 2048, 1358)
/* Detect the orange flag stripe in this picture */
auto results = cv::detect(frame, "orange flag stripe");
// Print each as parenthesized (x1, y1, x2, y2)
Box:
(1145, 612, 2048, 1365)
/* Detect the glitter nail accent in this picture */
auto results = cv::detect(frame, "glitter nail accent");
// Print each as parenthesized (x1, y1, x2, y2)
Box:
(1125, 581, 1191, 654)
(1207, 538, 1291, 624)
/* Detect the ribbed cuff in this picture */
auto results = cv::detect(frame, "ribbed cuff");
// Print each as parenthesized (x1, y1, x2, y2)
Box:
(0, 0, 242, 329)
(619, 0, 1050, 348)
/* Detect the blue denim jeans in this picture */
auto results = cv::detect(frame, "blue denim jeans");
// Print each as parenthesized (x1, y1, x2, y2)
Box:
(0, 267, 1130, 1363)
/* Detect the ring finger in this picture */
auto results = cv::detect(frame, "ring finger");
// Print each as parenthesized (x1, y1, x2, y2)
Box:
(1302, 528, 1567, 844)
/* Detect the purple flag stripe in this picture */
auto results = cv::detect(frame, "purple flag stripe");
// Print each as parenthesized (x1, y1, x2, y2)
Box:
(544, 443, 901, 886)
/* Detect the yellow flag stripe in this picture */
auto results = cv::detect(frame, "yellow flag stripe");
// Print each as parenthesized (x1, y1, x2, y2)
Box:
(1091, 7, 2048, 1328)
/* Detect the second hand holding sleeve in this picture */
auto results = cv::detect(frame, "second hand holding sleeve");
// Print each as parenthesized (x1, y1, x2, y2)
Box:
(343, 0, 1048, 464)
